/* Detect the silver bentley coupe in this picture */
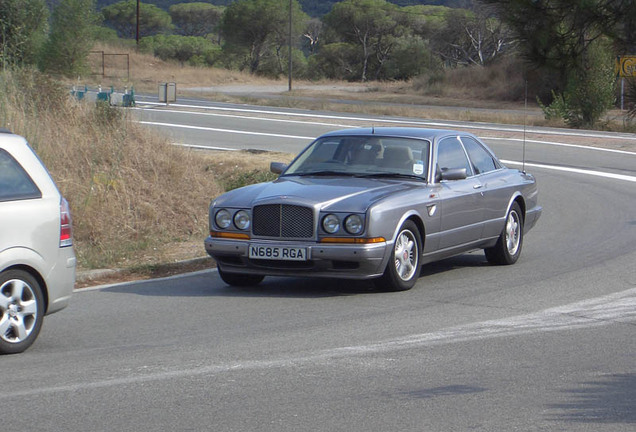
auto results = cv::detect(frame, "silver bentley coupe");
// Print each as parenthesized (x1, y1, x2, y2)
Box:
(205, 127, 541, 291)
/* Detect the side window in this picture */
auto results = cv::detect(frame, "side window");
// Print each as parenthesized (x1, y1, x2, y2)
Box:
(0, 149, 41, 201)
(461, 137, 498, 175)
(437, 137, 471, 176)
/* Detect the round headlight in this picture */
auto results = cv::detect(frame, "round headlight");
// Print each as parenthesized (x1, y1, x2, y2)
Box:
(344, 214, 364, 235)
(233, 210, 251, 230)
(215, 209, 232, 229)
(322, 214, 340, 234)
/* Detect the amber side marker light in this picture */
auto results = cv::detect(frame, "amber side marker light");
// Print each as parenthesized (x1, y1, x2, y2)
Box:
(210, 231, 250, 240)
(320, 237, 386, 244)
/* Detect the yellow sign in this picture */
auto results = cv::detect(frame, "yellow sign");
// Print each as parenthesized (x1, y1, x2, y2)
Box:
(616, 56, 636, 77)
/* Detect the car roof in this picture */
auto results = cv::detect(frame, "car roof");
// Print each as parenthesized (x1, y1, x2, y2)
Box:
(318, 127, 471, 141)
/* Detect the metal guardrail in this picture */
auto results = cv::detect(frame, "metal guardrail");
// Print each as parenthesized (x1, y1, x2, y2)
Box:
(70, 85, 135, 107)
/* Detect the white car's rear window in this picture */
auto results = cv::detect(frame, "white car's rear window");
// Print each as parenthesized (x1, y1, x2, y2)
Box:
(0, 149, 41, 201)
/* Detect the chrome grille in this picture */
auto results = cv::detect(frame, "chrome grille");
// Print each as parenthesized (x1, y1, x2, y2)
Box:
(252, 204, 313, 238)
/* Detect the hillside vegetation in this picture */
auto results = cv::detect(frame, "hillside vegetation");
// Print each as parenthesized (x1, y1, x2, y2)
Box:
(0, 68, 291, 271)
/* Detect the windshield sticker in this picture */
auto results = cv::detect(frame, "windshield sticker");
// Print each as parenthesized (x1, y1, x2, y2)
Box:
(413, 161, 424, 175)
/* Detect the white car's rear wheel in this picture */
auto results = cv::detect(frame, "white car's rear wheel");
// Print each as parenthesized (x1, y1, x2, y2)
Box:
(0, 270, 44, 355)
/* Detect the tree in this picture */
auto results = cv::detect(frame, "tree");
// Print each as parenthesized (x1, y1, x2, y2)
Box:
(41, 0, 98, 76)
(323, 0, 430, 81)
(102, 0, 172, 39)
(479, 0, 607, 89)
(302, 17, 322, 54)
(169, 2, 224, 38)
(139, 34, 221, 66)
(220, 0, 308, 74)
(481, 0, 625, 126)
(538, 38, 616, 128)
(323, 0, 395, 81)
(0, 0, 48, 67)
(430, 8, 512, 67)
(309, 42, 358, 80)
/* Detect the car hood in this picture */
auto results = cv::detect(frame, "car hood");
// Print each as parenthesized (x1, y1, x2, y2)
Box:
(213, 176, 426, 213)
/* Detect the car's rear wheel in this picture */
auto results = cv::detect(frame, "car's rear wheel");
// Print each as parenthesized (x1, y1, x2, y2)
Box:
(485, 202, 524, 265)
(217, 266, 265, 287)
(375, 220, 421, 292)
(0, 270, 44, 355)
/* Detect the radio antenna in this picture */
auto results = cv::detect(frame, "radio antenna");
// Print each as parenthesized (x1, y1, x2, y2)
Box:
(522, 80, 528, 173)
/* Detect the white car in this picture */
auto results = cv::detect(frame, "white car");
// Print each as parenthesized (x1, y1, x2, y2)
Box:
(0, 130, 76, 354)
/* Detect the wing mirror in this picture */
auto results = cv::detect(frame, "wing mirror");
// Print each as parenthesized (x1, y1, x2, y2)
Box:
(439, 168, 467, 181)
(270, 162, 288, 174)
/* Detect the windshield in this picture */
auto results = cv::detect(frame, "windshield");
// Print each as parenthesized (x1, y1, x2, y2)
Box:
(283, 136, 430, 180)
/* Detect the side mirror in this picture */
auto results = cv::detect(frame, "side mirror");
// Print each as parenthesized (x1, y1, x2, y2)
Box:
(270, 162, 288, 174)
(440, 168, 467, 181)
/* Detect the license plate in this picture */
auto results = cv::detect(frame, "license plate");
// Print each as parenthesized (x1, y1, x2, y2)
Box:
(248, 244, 308, 261)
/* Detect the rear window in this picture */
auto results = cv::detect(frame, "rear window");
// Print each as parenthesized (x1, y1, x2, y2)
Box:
(0, 149, 42, 201)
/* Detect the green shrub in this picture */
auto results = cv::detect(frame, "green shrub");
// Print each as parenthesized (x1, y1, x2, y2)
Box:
(139, 35, 221, 66)
(538, 40, 616, 128)
(258, 48, 309, 79)
(310, 42, 359, 81)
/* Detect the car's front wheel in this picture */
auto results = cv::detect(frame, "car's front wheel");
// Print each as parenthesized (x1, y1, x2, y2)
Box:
(375, 220, 422, 292)
(0, 270, 45, 355)
(485, 202, 524, 265)
(217, 266, 265, 287)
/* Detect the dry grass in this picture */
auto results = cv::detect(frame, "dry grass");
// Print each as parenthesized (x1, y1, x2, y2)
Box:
(1, 68, 292, 272)
(83, 42, 283, 93)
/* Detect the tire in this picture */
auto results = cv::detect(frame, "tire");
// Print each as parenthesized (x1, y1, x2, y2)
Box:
(375, 220, 422, 292)
(0, 270, 45, 355)
(485, 202, 524, 265)
(217, 266, 264, 287)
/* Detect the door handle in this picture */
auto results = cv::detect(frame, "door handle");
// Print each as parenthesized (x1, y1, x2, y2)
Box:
(473, 184, 483, 189)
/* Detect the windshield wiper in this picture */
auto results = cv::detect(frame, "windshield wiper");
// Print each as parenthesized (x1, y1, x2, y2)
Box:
(355, 172, 426, 181)
(287, 171, 356, 177)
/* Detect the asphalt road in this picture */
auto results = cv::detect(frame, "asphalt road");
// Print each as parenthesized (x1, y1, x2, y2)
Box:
(2, 98, 635, 431)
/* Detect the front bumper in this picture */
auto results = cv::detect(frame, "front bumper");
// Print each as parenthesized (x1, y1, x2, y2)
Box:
(204, 236, 389, 279)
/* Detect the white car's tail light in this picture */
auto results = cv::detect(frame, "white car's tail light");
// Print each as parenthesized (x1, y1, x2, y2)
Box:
(60, 197, 73, 247)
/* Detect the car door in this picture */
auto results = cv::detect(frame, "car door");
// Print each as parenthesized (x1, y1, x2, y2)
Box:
(436, 136, 485, 249)
(460, 136, 511, 239)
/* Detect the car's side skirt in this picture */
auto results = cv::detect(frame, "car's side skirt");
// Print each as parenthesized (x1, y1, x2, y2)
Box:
(420, 236, 498, 265)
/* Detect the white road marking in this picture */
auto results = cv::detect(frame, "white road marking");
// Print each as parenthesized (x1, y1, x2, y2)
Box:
(502, 159, 636, 183)
(138, 120, 314, 140)
(137, 109, 636, 158)
(486, 136, 636, 156)
(136, 107, 356, 129)
(137, 101, 636, 143)
(172, 143, 239, 151)
(4, 286, 635, 399)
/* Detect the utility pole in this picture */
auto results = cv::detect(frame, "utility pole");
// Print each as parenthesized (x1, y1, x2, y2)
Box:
(136, 0, 140, 45)
(288, 0, 292, 91)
